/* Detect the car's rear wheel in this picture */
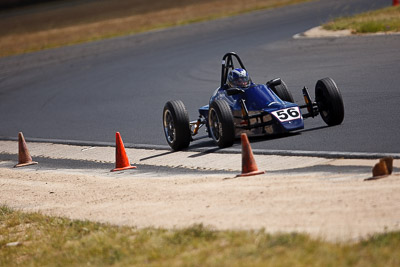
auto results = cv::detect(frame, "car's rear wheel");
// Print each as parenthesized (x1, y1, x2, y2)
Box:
(315, 77, 344, 126)
(209, 100, 235, 148)
(270, 79, 294, 103)
(163, 100, 191, 151)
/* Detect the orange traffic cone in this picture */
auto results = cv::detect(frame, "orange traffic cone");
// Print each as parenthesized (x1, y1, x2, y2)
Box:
(382, 157, 394, 175)
(14, 132, 38, 168)
(237, 133, 265, 177)
(372, 157, 393, 178)
(111, 132, 137, 172)
(365, 157, 394, 181)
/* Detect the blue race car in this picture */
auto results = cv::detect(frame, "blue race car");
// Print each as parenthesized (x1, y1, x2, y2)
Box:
(163, 52, 344, 151)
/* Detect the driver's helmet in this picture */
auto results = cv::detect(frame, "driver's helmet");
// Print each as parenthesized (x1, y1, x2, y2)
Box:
(227, 68, 251, 88)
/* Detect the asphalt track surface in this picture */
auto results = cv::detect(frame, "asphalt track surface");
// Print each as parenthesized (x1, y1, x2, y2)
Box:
(0, 0, 399, 155)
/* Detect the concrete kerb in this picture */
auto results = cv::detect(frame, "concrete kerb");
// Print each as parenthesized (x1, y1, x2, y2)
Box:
(1, 136, 399, 160)
(1, 137, 400, 177)
(293, 26, 400, 39)
(293, 26, 352, 39)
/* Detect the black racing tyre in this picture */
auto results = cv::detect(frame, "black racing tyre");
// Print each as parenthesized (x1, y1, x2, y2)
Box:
(270, 79, 294, 103)
(315, 77, 344, 126)
(163, 100, 191, 151)
(208, 100, 235, 148)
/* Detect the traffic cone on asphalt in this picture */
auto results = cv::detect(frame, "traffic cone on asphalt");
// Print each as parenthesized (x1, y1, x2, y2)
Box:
(111, 132, 137, 172)
(14, 132, 38, 168)
(236, 133, 265, 177)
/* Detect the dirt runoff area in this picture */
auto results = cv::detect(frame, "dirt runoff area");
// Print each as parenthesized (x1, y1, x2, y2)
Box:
(0, 140, 399, 242)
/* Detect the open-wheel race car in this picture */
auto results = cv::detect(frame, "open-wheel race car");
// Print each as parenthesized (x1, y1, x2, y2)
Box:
(163, 52, 344, 151)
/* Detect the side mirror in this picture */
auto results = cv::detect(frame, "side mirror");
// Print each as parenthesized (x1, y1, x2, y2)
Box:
(267, 78, 282, 87)
(226, 88, 245, 96)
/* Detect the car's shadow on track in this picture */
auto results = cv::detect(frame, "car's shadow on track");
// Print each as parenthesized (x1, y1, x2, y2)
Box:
(246, 132, 299, 144)
(139, 150, 177, 162)
(145, 125, 332, 161)
(296, 125, 330, 134)
(187, 139, 222, 158)
(247, 125, 330, 144)
(187, 125, 331, 154)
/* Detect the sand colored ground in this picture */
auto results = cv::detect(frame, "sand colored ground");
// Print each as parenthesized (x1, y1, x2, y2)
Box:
(1, 141, 399, 242)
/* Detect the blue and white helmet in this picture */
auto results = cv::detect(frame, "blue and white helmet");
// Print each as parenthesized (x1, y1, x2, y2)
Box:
(227, 68, 251, 88)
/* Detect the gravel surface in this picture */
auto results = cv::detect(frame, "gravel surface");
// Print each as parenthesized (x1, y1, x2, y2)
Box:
(1, 141, 399, 242)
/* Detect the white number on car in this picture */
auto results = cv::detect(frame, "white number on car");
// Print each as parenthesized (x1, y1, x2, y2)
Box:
(271, 107, 301, 122)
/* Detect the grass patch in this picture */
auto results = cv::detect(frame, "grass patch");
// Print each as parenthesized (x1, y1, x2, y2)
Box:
(1, 205, 400, 266)
(323, 5, 400, 33)
(0, 0, 310, 58)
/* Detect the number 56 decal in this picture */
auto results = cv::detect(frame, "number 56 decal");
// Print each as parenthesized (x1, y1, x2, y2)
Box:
(271, 107, 301, 122)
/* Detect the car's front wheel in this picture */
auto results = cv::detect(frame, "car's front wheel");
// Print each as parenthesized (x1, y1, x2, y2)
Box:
(270, 79, 294, 103)
(208, 100, 235, 148)
(163, 100, 191, 151)
(315, 77, 344, 126)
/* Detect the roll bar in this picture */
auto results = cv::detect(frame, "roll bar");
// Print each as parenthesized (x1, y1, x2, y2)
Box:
(220, 52, 247, 88)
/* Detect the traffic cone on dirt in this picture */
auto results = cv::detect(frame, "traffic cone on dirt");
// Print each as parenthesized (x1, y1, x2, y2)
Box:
(111, 132, 137, 172)
(365, 157, 394, 181)
(372, 157, 393, 178)
(237, 133, 265, 177)
(14, 132, 38, 168)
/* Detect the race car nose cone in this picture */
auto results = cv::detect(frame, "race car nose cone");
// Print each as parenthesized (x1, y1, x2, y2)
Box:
(267, 102, 281, 108)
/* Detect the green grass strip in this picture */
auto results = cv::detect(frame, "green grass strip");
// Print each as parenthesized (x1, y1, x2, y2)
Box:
(1, 205, 400, 266)
(323, 6, 400, 33)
